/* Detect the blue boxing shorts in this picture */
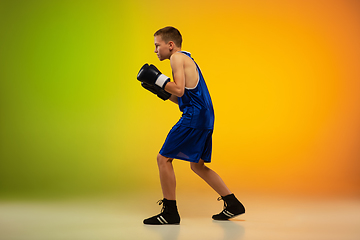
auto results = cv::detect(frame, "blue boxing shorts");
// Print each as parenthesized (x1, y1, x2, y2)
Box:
(159, 123, 213, 163)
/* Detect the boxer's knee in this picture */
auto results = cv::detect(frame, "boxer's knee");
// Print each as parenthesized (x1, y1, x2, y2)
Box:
(157, 153, 173, 167)
(190, 160, 208, 174)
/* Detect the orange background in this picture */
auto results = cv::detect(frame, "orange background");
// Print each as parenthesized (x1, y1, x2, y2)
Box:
(132, 0, 360, 196)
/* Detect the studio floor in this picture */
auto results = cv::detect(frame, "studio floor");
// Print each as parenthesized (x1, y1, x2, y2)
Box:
(1, 192, 359, 240)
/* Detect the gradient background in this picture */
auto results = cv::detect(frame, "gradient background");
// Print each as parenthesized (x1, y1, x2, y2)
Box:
(1, 0, 359, 200)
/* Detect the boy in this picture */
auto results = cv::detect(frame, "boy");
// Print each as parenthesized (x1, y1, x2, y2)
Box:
(137, 26, 245, 225)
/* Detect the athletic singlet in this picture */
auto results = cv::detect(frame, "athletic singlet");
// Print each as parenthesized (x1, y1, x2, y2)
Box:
(176, 51, 214, 130)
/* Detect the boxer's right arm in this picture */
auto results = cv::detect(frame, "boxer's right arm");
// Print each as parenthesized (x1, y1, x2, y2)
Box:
(169, 95, 178, 104)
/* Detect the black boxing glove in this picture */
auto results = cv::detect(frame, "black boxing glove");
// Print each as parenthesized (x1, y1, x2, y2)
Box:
(141, 82, 171, 100)
(137, 63, 170, 89)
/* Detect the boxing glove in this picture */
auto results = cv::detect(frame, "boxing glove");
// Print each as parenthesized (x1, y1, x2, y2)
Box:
(137, 63, 170, 89)
(141, 82, 171, 100)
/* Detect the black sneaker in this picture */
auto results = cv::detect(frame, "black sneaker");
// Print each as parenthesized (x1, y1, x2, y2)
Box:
(143, 198, 181, 225)
(212, 194, 245, 220)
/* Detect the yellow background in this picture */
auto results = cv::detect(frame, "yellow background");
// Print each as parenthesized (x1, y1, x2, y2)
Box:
(1, 0, 359, 199)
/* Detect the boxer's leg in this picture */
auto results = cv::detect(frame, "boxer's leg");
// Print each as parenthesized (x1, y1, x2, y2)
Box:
(190, 159, 245, 220)
(157, 154, 176, 200)
(190, 159, 231, 196)
(143, 154, 180, 225)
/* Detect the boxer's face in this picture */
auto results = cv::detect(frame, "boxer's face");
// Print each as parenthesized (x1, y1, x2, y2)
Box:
(154, 35, 172, 61)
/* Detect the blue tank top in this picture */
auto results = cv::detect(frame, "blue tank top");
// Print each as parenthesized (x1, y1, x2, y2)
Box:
(176, 51, 214, 129)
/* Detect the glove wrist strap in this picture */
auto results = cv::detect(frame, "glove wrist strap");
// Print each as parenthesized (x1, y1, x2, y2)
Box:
(155, 74, 170, 88)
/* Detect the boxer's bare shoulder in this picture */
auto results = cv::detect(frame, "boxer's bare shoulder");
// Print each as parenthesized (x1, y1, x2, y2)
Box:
(170, 52, 198, 89)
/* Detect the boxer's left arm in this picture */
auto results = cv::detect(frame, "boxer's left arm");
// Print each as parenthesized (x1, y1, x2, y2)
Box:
(164, 53, 185, 97)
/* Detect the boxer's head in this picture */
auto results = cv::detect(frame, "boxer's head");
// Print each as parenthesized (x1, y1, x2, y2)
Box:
(154, 26, 182, 61)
